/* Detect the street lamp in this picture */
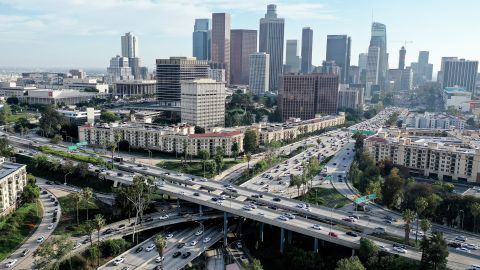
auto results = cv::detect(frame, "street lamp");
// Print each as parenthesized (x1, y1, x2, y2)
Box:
(64, 171, 71, 185)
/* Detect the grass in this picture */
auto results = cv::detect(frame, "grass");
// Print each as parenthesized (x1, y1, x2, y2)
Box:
(54, 194, 100, 236)
(38, 145, 108, 166)
(0, 201, 42, 260)
(304, 187, 351, 208)
(158, 160, 243, 179)
(7, 112, 34, 123)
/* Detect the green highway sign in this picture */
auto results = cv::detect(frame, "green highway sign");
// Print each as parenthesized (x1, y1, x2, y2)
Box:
(68, 146, 77, 151)
(367, 193, 377, 200)
(76, 141, 88, 146)
(355, 196, 367, 204)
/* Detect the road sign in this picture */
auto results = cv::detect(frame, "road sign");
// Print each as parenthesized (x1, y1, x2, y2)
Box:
(367, 193, 377, 200)
(355, 196, 367, 204)
(76, 141, 88, 146)
(68, 146, 77, 151)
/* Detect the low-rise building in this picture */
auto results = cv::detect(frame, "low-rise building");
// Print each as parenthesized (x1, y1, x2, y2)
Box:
(0, 82, 37, 98)
(63, 78, 109, 93)
(114, 80, 156, 98)
(401, 112, 466, 130)
(0, 158, 27, 216)
(57, 108, 101, 125)
(443, 87, 471, 112)
(20, 89, 110, 105)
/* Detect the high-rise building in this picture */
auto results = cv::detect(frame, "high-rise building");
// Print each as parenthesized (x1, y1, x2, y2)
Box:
(211, 13, 231, 84)
(259, 4, 285, 92)
(442, 59, 479, 92)
(230, 29, 257, 85)
(320, 60, 342, 76)
(121, 32, 138, 58)
(155, 57, 209, 107)
(249, 53, 270, 96)
(366, 46, 381, 100)
(278, 73, 338, 121)
(358, 53, 368, 84)
(437, 57, 458, 85)
(107, 55, 133, 83)
(337, 85, 364, 110)
(301, 27, 313, 74)
(369, 22, 388, 88)
(411, 51, 433, 86)
(326, 35, 351, 83)
(193, 19, 211, 61)
(181, 78, 225, 128)
(348, 66, 360, 84)
(398, 46, 406, 70)
(285, 40, 301, 73)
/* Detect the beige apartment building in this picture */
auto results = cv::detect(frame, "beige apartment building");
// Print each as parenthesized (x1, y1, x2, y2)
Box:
(0, 158, 27, 215)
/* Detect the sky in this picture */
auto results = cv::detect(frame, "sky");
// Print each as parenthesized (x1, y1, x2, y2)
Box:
(0, 0, 479, 75)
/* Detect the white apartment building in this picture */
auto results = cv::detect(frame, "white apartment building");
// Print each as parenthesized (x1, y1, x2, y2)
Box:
(0, 158, 27, 216)
(365, 132, 480, 183)
(402, 112, 466, 130)
(181, 79, 225, 128)
(443, 87, 471, 112)
(249, 53, 270, 96)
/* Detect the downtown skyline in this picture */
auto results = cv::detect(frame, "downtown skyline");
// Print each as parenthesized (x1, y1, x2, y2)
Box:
(0, 0, 479, 75)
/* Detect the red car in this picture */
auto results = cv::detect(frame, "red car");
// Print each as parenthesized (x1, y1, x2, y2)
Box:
(328, 232, 338, 238)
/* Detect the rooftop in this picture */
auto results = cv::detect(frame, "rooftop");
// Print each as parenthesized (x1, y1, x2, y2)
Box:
(0, 161, 25, 180)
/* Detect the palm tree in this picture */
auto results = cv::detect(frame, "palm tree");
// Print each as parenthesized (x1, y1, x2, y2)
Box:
(154, 234, 168, 270)
(420, 219, 432, 236)
(93, 214, 106, 243)
(246, 153, 252, 170)
(419, 219, 432, 264)
(82, 187, 94, 221)
(414, 198, 428, 243)
(470, 202, 480, 233)
(72, 192, 82, 225)
(84, 220, 95, 247)
(402, 209, 416, 245)
(199, 150, 210, 178)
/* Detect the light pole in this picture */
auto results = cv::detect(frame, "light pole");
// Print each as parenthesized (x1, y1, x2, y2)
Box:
(459, 210, 464, 230)
(64, 172, 71, 185)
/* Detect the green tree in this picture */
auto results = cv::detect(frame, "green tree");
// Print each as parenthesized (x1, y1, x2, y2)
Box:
(424, 233, 449, 270)
(33, 234, 74, 270)
(93, 214, 106, 245)
(0, 104, 12, 124)
(83, 220, 95, 247)
(21, 183, 40, 203)
(246, 152, 252, 170)
(470, 202, 480, 233)
(6, 96, 19, 105)
(82, 187, 94, 221)
(358, 238, 378, 265)
(39, 105, 66, 137)
(199, 150, 210, 178)
(414, 197, 428, 243)
(231, 142, 240, 159)
(0, 138, 13, 157)
(244, 259, 264, 270)
(381, 168, 405, 208)
(402, 209, 416, 245)
(75, 162, 89, 178)
(214, 147, 224, 174)
(243, 129, 257, 153)
(154, 234, 168, 270)
(420, 219, 432, 236)
(50, 134, 63, 144)
(72, 192, 83, 225)
(335, 256, 365, 270)
(446, 105, 459, 115)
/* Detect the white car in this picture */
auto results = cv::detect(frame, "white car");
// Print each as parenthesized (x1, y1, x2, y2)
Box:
(166, 233, 173, 239)
(155, 256, 165, 263)
(242, 205, 252, 211)
(464, 243, 479, 250)
(456, 235, 467, 242)
(146, 243, 156, 252)
(6, 259, 18, 268)
(36, 236, 45, 243)
(73, 242, 82, 249)
(312, 224, 322, 230)
(47, 223, 54, 230)
(257, 212, 265, 216)
(113, 256, 125, 265)
(278, 215, 288, 221)
(195, 230, 203, 236)
(379, 245, 391, 252)
(393, 246, 407, 253)
(159, 214, 169, 220)
(203, 237, 211, 243)
(456, 247, 471, 253)
(471, 264, 480, 270)
(190, 240, 198, 246)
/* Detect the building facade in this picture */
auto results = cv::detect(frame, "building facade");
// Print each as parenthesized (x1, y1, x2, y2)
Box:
(230, 29, 257, 85)
(0, 159, 27, 216)
(326, 35, 351, 83)
(114, 80, 156, 97)
(181, 79, 225, 128)
(369, 22, 388, 89)
(366, 46, 381, 100)
(301, 27, 313, 74)
(442, 59, 478, 92)
(211, 13, 231, 84)
(411, 51, 433, 86)
(285, 40, 300, 73)
(193, 19, 211, 61)
(337, 85, 364, 110)
(248, 53, 270, 96)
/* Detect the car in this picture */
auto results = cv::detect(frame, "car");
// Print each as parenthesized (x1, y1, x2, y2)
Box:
(37, 236, 45, 243)
(393, 246, 407, 253)
(448, 242, 462, 248)
(121, 267, 130, 270)
(146, 243, 156, 252)
(456, 247, 471, 253)
(135, 246, 144, 253)
(113, 256, 125, 265)
(118, 224, 126, 228)
(284, 213, 295, 219)
(166, 233, 173, 239)
(203, 237, 211, 243)
(155, 256, 165, 263)
(159, 214, 169, 220)
(21, 248, 30, 257)
(177, 243, 185, 249)
(455, 235, 467, 242)
(73, 242, 82, 249)
(328, 232, 338, 238)
(471, 264, 480, 270)
(211, 197, 219, 202)
(82, 238, 90, 244)
(6, 259, 17, 268)
(379, 245, 391, 252)
(393, 243, 406, 249)
(346, 231, 358, 237)
(182, 252, 191, 259)
(172, 251, 182, 258)
(374, 227, 386, 233)
(195, 230, 203, 236)
(464, 243, 479, 250)
(278, 215, 288, 221)
(312, 224, 322, 230)
(273, 197, 281, 202)
(190, 240, 198, 246)
(193, 192, 200, 196)
(48, 223, 54, 230)
(102, 228, 114, 235)
(242, 205, 252, 211)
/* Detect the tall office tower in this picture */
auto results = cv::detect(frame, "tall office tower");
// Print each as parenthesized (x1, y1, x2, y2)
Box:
(442, 59, 479, 92)
(326, 35, 351, 83)
(365, 46, 381, 100)
(437, 57, 458, 85)
(398, 46, 406, 70)
(155, 57, 209, 107)
(181, 78, 226, 128)
(278, 73, 339, 121)
(193, 19, 211, 60)
(230, 29, 257, 85)
(121, 32, 138, 58)
(358, 53, 368, 84)
(259, 4, 285, 92)
(107, 55, 133, 83)
(301, 27, 313, 74)
(411, 51, 433, 86)
(211, 13, 231, 84)
(249, 53, 270, 96)
(320, 60, 342, 76)
(369, 22, 388, 88)
(348, 66, 360, 84)
(285, 40, 301, 73)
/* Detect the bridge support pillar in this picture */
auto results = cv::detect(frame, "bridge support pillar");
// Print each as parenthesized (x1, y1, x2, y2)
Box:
(280, 227, 285, 253)
(260, 223, 264, 242)
(314, 238, 318, 253)
(223, 212, 228, 246)
(113, 181, 118, 187)
(199, 205, 203, 216)
(351, 248, 356, 257)
(287, 230, 292, 244)
(176, 198, 180, 209)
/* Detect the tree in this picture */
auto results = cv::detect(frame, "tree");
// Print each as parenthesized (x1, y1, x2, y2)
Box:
(423, 232, 449, 270)
(99, 110, 119, 123)
(466, 117, 476, 127)
(84, 220, 95, 247)
(244, 259, 264, 270)
(6, 96, 19, 105)
(33, 235, 74, 270)
(381, 168, 405, 208)
(194, 126, 205, 134)
(50, 134, 63, 144)
(39, 105, 66, 137)
(199, 150, 210, 178)
(470, 202, 480, 233)
(93, 214, 106, 243)
(246, 153, 252, 170)
(21, 182, 40, 203)
(0, 138, 13, 157)
(446, 105, 459, 116)
(82, 187, 94, 221)
(231, 142, 240, 159)
(358, 238, 378, 265)
(414, 197, 428, 243)
(214, 147, 224, 174)
(335, 256, 365, 270)
(243, 129, 257, 154)
(154, 234, 168, 270)
(0, 104, 12, 124)
(402, 209, 416, 245)
(75, 162, 89, 178)
(290, 174, 302, 197)
(420, 219, 432, 236)
(72, 192, 83, 225)
(63, 159, 75, 185)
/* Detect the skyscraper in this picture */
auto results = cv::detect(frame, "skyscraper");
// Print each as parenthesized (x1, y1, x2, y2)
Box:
(369, 22, 388, 88)
(193, 19, 211, 60)
(155, 57, 209, 107)
(366, 46, 380, 99)
(398, 46, 406, 70)
(442, 59, 478, 92)
(411, 51, 433, 86)
(301, 27, 313, 74)
(285, 40, 300, 73)
(121, 32, 138, 58)
(326, 35, 351, 83)
(230, 29, 257, 85)
(259, 4, 285, 92)
(249, 53, 270, 96)
(211, 13, 231, 84)
(358, 53, 368, 84)
(437, 57, 458, 85)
